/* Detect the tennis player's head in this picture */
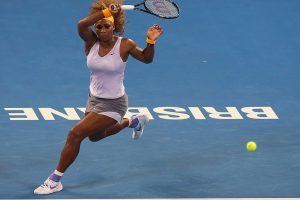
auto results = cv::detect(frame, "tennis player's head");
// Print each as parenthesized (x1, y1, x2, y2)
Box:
(90, 0, 125, 38)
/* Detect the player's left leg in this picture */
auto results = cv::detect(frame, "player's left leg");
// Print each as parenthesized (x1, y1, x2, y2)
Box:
(88, 118, 130, 142)
(89, 114, 149, 142)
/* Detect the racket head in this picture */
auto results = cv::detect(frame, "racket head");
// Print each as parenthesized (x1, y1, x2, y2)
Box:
(144, 0, 180, 19)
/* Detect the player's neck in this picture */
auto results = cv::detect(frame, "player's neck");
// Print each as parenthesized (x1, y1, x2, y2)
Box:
(100, 36, 116, 48)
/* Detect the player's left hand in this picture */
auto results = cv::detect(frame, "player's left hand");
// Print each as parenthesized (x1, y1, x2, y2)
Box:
(147, 24, 164, 41)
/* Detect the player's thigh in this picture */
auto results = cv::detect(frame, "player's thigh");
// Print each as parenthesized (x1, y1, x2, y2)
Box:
(71, 112, 117, 139)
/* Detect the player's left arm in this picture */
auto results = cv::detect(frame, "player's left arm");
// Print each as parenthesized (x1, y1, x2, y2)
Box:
(128, 24, 164, 64)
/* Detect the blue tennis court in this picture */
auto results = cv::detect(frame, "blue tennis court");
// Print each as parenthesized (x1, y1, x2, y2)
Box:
(0, 0, 300, 198)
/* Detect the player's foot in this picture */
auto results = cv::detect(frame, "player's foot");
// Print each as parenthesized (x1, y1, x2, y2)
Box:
(34, 178, 63, 195)
(131, 114, 149, 140)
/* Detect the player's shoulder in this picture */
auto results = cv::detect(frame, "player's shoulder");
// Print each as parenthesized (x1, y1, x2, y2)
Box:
(121, 37, 137, 52)
(121, 37, 137, 47)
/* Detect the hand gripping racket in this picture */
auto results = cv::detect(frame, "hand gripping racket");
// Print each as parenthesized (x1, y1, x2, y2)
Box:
(112, 0, 180, 19)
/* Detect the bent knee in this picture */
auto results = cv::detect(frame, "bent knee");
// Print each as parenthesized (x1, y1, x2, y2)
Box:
(88, 131, 106, 142)
(68, 126, 87, 142)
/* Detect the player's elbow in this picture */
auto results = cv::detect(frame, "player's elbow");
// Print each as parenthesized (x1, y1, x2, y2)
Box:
(144, 58, 153, 64)
(143, 56, 153, 64)
(77, 19, 88, 29)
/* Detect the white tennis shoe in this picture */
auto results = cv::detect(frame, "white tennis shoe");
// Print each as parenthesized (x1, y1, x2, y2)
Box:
(34, 178, 63, 195)
(131, 114, 149, 140)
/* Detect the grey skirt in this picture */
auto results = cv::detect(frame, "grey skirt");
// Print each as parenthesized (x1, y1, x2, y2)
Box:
(85, 93, 128, 123)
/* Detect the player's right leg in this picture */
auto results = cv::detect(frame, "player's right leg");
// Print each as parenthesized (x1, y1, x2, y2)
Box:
(34, 112, 117, 195)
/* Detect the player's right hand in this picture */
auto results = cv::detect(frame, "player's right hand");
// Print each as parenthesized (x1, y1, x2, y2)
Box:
(109, 4, 121, 16)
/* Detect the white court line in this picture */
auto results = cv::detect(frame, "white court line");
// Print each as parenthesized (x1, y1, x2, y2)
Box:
(9, 198, 300, 200)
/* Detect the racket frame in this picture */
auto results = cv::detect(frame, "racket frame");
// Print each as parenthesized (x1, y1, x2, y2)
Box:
(122, 0, 180, 19)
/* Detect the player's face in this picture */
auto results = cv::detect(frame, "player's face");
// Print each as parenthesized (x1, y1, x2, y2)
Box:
(94, 20, 115, 41)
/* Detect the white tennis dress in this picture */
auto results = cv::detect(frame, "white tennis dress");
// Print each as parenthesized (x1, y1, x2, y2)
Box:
(87, 37, 127, 99)
(85, 37, 128, 122)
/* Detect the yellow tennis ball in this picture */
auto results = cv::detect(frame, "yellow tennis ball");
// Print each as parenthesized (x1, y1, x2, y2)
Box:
(247, 141, 257, 151)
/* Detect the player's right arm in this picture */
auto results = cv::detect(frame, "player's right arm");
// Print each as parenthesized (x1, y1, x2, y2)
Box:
(77, 4, 121, 55)
(77, 16, 98, 55)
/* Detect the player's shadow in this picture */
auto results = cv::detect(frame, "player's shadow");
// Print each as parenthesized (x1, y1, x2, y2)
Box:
(65, 174, 108, 190)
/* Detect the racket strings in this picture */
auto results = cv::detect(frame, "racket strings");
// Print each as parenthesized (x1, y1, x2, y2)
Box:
(145, 0, 179, 18)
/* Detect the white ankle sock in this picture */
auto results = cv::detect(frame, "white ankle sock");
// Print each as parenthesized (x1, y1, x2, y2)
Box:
(54, 170, 64, 176)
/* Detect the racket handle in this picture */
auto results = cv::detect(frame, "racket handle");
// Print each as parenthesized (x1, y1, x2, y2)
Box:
(121, 5, 135, 10)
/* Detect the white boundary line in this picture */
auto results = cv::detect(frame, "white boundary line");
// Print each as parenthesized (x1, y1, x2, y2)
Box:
(8, 198, 300, 200)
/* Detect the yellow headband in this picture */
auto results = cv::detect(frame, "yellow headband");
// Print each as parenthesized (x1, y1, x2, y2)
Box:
(103, 16, 114, 23)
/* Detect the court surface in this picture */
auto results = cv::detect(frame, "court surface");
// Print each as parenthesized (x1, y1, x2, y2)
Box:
(0, 0, 300, 199)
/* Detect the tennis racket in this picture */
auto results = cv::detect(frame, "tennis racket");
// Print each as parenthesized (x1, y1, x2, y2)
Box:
(112, 0, 180, 19)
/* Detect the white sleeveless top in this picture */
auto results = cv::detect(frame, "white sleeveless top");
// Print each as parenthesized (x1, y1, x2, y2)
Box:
(87, 37, 127, 99)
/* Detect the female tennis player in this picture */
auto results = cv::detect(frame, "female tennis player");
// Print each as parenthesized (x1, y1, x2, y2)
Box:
(34, 0, 163, 195)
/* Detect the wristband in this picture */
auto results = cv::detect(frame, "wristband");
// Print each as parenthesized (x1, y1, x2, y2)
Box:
(146, 38, 156, 45)
(102, 8, 112, 18)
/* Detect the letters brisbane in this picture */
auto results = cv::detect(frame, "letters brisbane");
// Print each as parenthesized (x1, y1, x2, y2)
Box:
(2, 106, 279, 120)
